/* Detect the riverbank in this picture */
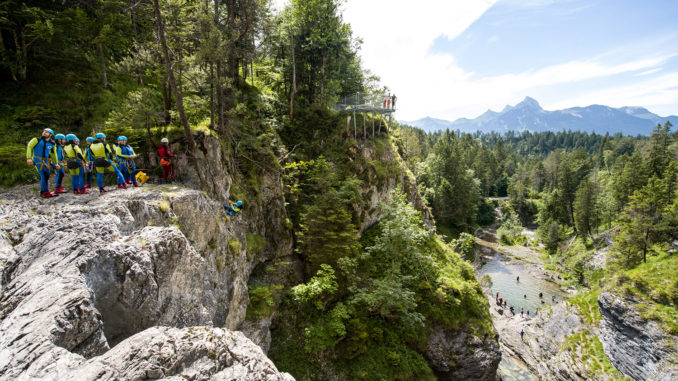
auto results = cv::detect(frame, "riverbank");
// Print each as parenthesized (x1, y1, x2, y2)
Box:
(476, 248, 571, 380)
(476, 228, 570, 289)
(474, 228, 631, 380)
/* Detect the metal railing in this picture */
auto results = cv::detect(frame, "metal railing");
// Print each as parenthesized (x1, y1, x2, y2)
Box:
(334, 92, 396, 112)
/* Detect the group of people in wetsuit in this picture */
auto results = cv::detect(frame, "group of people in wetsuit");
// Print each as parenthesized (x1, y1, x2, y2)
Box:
(26, 128, 141, 197)
(495, 286, 559, 320)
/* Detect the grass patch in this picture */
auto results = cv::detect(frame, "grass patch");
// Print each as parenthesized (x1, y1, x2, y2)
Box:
(228, 238, 242, 255)
(608, 251, 678, 334)
(158, 200, 170, 213)
(561, 331, 628, 379)
(246, 284, 284, 320)
(246, 232, 266, 261)
(569, 289, 602, 326)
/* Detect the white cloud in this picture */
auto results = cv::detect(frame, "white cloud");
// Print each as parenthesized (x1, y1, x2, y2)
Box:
(635, 67, 663, 76)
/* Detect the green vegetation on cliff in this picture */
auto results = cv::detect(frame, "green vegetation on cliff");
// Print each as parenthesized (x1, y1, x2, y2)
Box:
(402, 121, 677, 334)
(269, 191, 492, 380)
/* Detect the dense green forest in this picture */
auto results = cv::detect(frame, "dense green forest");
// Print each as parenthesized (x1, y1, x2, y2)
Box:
(397, 123, 678, 333)
(0, 0, 368, 186)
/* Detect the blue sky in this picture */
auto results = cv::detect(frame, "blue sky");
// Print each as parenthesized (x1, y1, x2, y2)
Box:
(430, 0, 678, 78)
(274, 0, 678, 121)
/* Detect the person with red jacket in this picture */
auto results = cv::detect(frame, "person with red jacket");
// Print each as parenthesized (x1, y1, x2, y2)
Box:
(157, 138, 176, 183)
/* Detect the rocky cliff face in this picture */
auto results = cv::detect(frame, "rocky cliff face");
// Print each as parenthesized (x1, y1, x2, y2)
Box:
(0, 186, 293, 380)
(598, 292, 678, 381)
(1, 131, 498, 380)
(348, 140, 434, 232)
(425, 321, 501, 381)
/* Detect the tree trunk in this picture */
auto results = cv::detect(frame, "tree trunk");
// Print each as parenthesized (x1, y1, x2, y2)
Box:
(209, 63, 215, 129)
(289, 31, 296, 120)
(643, 230, 649, 263)
(224, 49, 236, 112)
(161, 78, 171, 125)
(11, 28, 26, 82)
(152, 0, 196, 151)
(96, 41, 108, 88)
(130, 1, 144, 85)
(214, 0, 225, 135)
(320, 51, 325, 105)
(217, 60, 225, 134)
(145, 115, 156, 150)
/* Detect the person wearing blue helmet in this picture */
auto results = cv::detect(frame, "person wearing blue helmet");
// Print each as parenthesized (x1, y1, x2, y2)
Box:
(64, 134, 89, 195)
(84, 137, 95, 188)
(90, 132, 125, 193)
(115, 136, 141, 187)
(224, 200, 244, 216)
(26, 128, 59, 198)
(52, 133, 67, 193)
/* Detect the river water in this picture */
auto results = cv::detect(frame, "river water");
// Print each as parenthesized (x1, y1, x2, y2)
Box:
(475, 243, 568, 380)
(477, 253, 568, 316)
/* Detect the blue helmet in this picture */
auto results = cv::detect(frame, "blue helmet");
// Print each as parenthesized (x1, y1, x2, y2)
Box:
(66, 134, 76, 141)
(117, 136, 127, 142)
(54, 134, 65, 140)
(43, 128, 54, 136)
(74, 137, 80, 143)
(86, 137, 95, 142)
(95, 133, 106, 139)
(236, 201, 243, 206)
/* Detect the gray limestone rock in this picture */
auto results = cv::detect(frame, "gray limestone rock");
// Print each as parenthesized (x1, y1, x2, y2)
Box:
(490, 297, 589, 381)
(598, 292, 678, 381)
(425, 322, 501, 381)
(0, 185, 293, 380)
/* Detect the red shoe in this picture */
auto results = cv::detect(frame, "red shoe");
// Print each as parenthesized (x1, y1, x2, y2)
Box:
(133, 183, 141, 187)
(47, 191, 59, 197)
(85, 183, 91, 189)
(99, 187, 108, 194)
(54, 186, 67, 194)
(80, 188, 90, 194)
(126, 179, 132, 184)
(40, 191, 53, 198)
(74, 189, 82, 195)
(117, 184, 127, 189)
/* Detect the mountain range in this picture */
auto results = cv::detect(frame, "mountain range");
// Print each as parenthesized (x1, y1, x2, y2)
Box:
(402, 97, 678, 135)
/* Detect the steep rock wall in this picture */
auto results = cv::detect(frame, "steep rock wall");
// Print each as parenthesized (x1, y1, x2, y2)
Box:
(347, 139, 434, 232)
(598, 292, 678, 381)
(0, 186, 293, 380)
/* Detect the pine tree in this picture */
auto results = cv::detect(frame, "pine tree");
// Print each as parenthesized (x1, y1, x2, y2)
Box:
(574, 179, 598, 237)
(612, 177, 675, 267)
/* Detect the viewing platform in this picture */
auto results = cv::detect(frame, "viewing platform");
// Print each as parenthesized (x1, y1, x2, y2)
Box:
(334, 92, 397, 114)
(334, 92, 396, 138)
